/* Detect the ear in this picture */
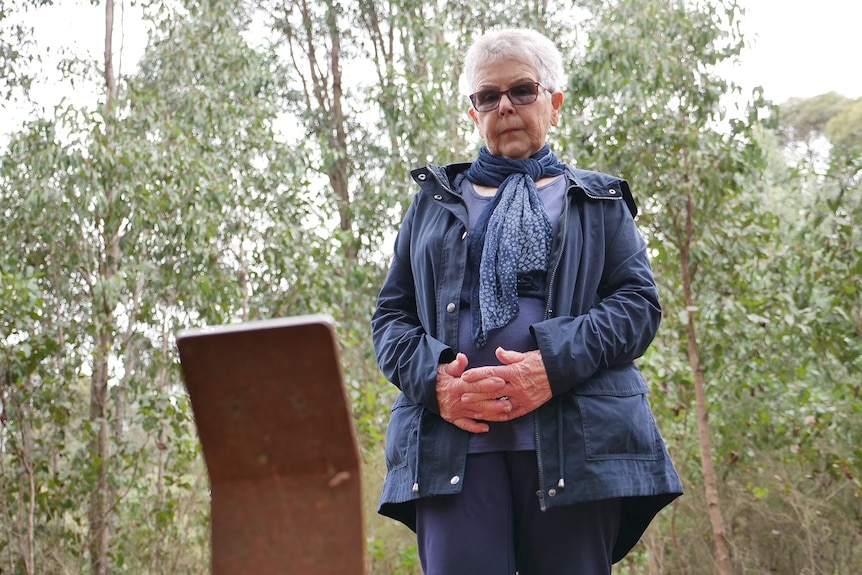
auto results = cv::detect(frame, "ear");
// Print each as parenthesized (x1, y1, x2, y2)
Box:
(469, 107, 482, 132)
(550, 91, 564, 126)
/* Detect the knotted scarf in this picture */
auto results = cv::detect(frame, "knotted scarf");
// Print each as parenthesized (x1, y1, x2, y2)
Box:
(466, 144, 567, 347)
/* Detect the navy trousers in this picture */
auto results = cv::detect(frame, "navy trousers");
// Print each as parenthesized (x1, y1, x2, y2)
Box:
(415, 451, 621, 575)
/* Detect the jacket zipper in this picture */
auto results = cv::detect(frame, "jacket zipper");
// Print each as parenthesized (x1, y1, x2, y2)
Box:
(534, 415, 547, 511)
(535, 177, 573, 511)
(542, 179, 571, 320)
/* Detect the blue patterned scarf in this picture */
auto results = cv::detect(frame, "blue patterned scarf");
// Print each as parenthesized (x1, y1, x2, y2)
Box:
(466, 145, 567, 347)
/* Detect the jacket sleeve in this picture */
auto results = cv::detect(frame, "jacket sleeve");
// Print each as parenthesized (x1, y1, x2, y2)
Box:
(371, 198, 454, 412)
(531, 196, 661, 396)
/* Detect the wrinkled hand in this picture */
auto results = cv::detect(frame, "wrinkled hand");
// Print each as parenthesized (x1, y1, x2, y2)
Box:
(461, 348, 552, 420)
(436, 353, 512, 433)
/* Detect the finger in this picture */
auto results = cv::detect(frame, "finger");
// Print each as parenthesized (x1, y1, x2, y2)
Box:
(453, 418, 490, 433)
(495, 347, 524, 364)
(461, 376, 507, 395)
(445, 353, 469, 377)
(461, 366, 507, 383)
(463, 398, 513, 420)
(503, 406, 531, 420)
(460, 391, 510, 404)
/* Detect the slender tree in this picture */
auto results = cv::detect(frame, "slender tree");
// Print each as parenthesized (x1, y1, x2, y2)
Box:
(4, 1, 861, 573)
(560, 1, 769, 572)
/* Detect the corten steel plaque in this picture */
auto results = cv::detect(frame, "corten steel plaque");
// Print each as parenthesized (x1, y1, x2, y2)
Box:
(176, 315, 365, 575)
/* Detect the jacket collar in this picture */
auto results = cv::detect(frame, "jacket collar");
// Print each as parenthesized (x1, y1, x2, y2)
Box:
(412, 162, 638, 218)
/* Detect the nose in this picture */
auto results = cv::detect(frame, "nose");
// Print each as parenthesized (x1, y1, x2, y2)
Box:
(497, 93, 516, 114)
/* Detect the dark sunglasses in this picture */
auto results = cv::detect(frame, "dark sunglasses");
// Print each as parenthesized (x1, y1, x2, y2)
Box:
(469, 81, 549, 112)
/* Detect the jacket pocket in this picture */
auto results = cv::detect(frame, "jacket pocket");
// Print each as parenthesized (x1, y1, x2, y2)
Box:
(385, 393, 422, 473)
(574, 365, 663, 461)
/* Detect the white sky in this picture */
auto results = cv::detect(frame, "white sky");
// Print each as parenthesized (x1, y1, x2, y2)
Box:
(732, 0, 862, 102)
(3, 0, 861, 136)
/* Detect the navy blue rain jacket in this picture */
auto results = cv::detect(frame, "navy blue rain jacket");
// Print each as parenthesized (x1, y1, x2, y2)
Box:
(371, 161, 683, 562)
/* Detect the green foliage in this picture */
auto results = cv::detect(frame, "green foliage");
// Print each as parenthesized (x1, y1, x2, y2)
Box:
(779, 92, 853, 146)
(2, 0, 861, 573)
(556, 1, 861, 572)
(0, 0, 56, 99)
(825, 98, 862, 155)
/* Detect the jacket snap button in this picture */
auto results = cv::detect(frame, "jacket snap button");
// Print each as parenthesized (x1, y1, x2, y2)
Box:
(548, 488, 557, 497)
(450, 475, 460, 485)
(418, 173, 427, 180)
(434, 194, 443, 200)
(446, 303, 456, 313)
(461, 231, 467, 240)
(608, 188, 617, 195)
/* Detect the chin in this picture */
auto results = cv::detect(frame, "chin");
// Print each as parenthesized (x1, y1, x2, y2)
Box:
(500, 150, 533, 160)
(494, 143, 539, 160)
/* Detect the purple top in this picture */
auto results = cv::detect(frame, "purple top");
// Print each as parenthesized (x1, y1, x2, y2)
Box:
(457, 175, 566, 453)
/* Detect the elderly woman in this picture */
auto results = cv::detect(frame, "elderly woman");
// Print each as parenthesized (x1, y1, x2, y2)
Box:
(371, 28, 683, 575)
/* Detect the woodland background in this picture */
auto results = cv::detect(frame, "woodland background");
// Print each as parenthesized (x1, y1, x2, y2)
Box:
(1, 0, 860, 573)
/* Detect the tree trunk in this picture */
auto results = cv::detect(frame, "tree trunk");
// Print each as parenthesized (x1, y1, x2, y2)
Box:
(681, 189, 733, 575)
(9, 379, 37, 575)
(325, 5, 352, 250)
(284, 0, 355, 261)
(89, 342, 110, 575)
(88, 1, 119, 573)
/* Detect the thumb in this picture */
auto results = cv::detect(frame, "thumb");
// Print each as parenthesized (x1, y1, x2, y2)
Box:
(494, 347, 525, 365)
(446, 352, 469, 376)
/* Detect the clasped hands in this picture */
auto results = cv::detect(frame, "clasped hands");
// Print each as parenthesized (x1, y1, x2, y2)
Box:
(436, 348, 553, 433)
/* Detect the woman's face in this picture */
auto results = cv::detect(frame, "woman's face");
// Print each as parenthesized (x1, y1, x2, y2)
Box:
(468, 56, 563, 160)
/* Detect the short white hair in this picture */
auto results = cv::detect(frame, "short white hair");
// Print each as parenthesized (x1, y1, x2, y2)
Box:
(463, 28, 565, 94)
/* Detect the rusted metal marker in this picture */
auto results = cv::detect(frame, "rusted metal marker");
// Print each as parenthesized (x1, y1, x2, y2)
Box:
(176, 315, 365, 575)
